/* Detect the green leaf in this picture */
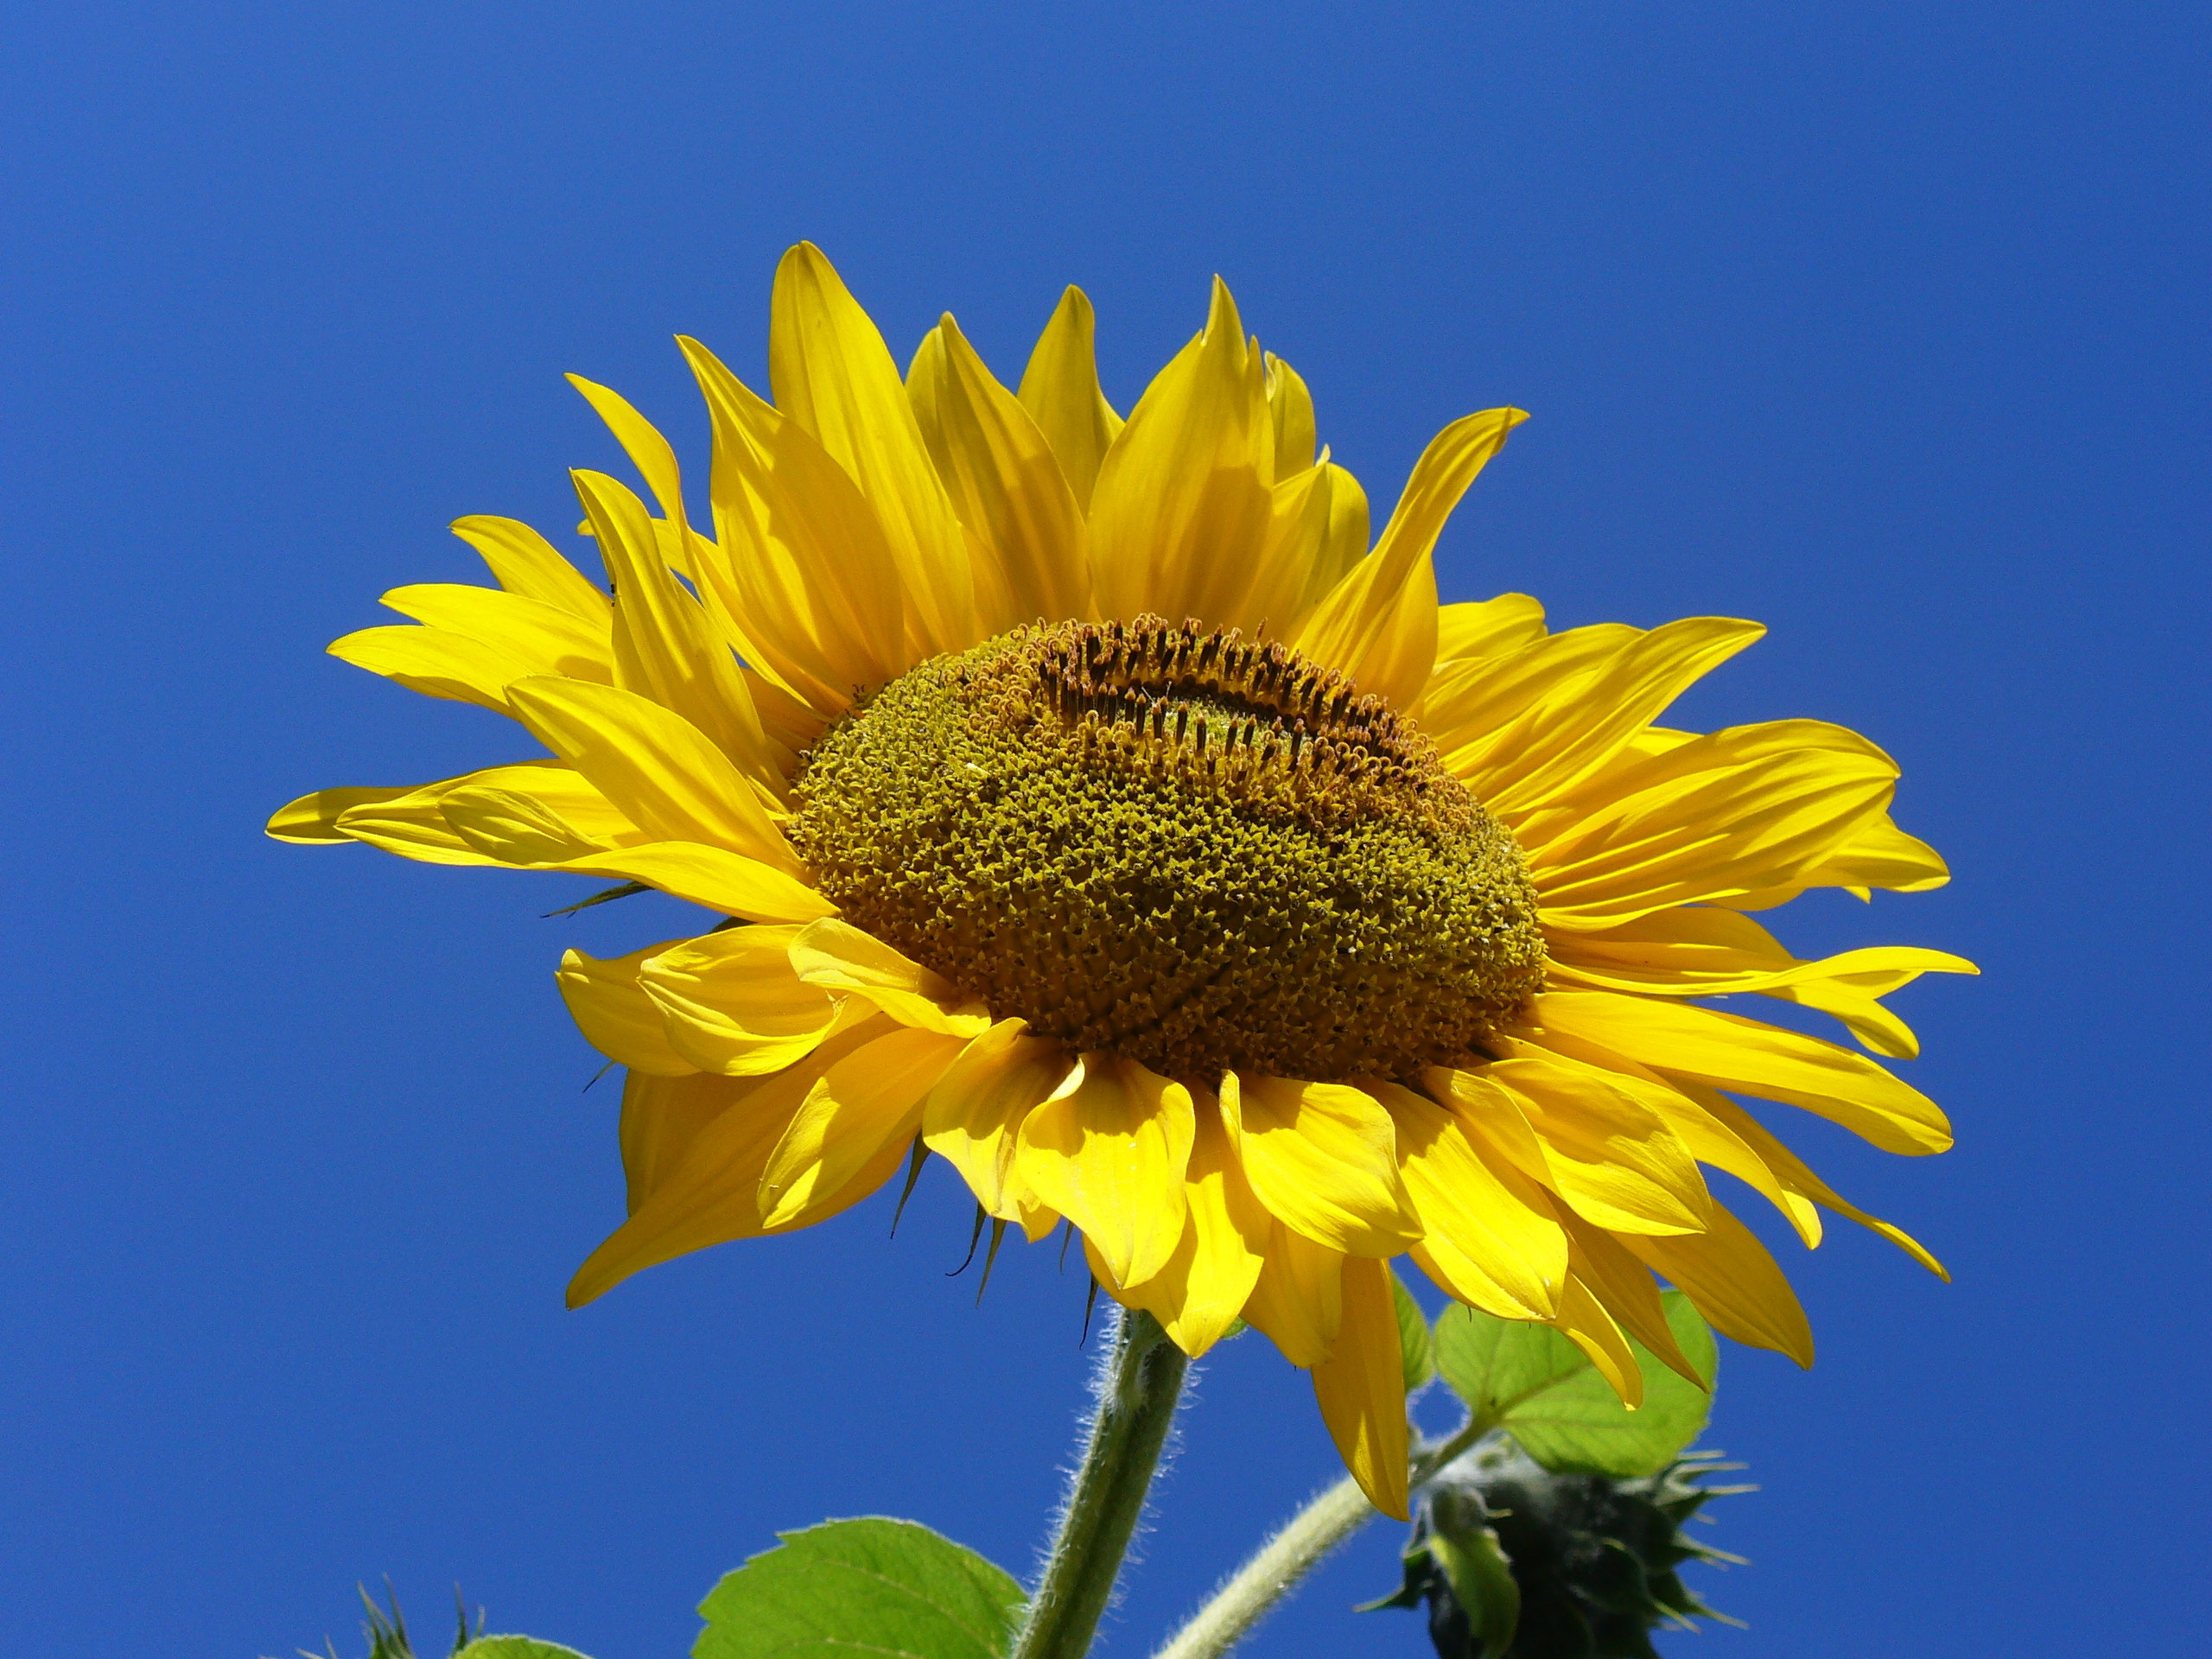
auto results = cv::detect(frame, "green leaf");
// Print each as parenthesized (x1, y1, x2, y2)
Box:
(1392, 1269, 1436, 1391)
(456, 1641, 594, 1659)
(695, 1517, 1027, 1659)
(1433, 1291, 1718, 1478)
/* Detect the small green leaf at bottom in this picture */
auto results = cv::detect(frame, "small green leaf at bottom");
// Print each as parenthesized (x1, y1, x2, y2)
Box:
(1392, 1269, 1437, 1391)
(455, 1641, 594, 1659)
(695, 1517, 1027, 1659)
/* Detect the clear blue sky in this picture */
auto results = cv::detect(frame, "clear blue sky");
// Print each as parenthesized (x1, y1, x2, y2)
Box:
(3, 4, 2204, 1656)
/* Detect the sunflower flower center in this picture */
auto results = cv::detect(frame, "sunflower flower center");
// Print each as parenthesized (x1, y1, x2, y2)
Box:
(787, 617, 1546, 1083)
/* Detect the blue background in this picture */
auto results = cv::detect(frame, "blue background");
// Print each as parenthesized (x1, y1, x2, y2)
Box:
(4, 4, 2204, 1656)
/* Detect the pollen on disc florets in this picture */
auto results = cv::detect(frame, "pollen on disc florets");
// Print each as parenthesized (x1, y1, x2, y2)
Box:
(787, 616, 1548, 1084)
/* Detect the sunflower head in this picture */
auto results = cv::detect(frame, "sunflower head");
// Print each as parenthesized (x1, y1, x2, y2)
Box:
(271, 241, 1970, 1524)
(788, 613, 1546, 1084)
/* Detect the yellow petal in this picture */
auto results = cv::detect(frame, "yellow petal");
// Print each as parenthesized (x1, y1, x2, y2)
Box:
(1421, 623, 1643, 772)
(1694, 1091, 1948, 1278)
(1367, 1079, 1565, 1319)
(549, 842, 836, 924)
(333, 783, 507, 867)
(1240, 1222, 1345, 1366)
(378, 583, 614, 683)
(922, 1020, 1074, 1218)
(449, 514, 612, 622)
(634, 925, 842, 1077)
(439, 785, 607, 864)
(788, 918, 993, 1037)
(1551, 1273, 1643, 1408)
(1014, 1054, 1196, 1287)
(1532, 990, 1952, 1156)
(505, 676, 796, 873)
(1483, 1056, 1712, 1236)
(1432, 594, 1546, 666)
(619, 1068, 756, 1214)
(1423, 1065, 1556, 1186)
(268, 784, 425, 844)
(1474, 617, 1766, 817)
(1221, 1073, 1421, 1256)
(1287, 460, 1371, 624)
(907, 316, 1090, 629)
(567, 1016, 899, 1306)
(1620, 1202, 1815, 1367)
(1264, 353, 1318, 475)
(1088, 277, 1277, 631)
(1554, 1215, 1703, 1387)
(556, 942, 697, 1077)
(327, 624, 536, 713)
(1294, 408, 1525, 708)
(1311, 1255, 1411, 1519)
(759, 1026, 968, 1227)
(770, 244, 976, 656)
(1526, 726, 1903, 931)
(1017, 285, 1123, 514)
(570, 468, 782, 796)
(1109, 1090, 1271, 1357)
(681, 334, 908, 710)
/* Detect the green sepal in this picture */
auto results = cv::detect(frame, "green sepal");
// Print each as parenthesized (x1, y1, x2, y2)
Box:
(1354, 1541, 1434, 1612)
(1428, 1509, 1521, 1659)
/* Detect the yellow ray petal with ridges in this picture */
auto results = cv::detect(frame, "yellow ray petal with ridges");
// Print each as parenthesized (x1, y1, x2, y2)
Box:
(907, 315, 1090, 630)
(567, 1016, 899, 1306)
(1551, 1273, 1643, 1408)
(1221, 1073, 1421, 1256)
(788, 918, 993, 1038)
(1241, 1222, 1345, 1367)
(564, 375, 697, 564)
(1554, 1213, 1704, 1388)
(1312, 1255, 1412, 1519)
(922, 1020, 1073, 1219)
(681, 334, 908, 710)
(1264, 353, 1318, 475)
(1694, 1090, 1947, 1278)
(1474, 617, 1766, 817)
(570, 469, 781, 798)
(1423, 1065, 1554, 1186)
(450, 514, 612, 622)
(378, 584, 614, 683)
(547, 842, 835, 924)
(759, 1025, 968, 1227)
(619, 1068, 759, 1214)
(635, 925, 841, 1077)
(556, 941, 696, 1077)
(505, 676, 796, 874)
(1367, 1078, 1565, 1319)
(1620, 1201, 1815, 1367)
(268, 784, 427, 843)
(327, 624, 537, 714)
(1532, 990, 1952, 1155)
(1014, 1055, 1196, 1287)
(770, 244, 976, 658)
(1109, 1091, 1271, 1357)
(332, 783, 509, 867)
(1278, 459, 1372, 626)
(1484, 1056, 1712, 1236)
(440, 785, 607, 865)
(1017, 286, 1122, 514)
(1421, 623, 1643, 773)
(1494, 1027, 1819, 1248)
(1295, 407, 1525, 708)
(1089, 278, 1277, 632)
(1433, 593, 1547, 666)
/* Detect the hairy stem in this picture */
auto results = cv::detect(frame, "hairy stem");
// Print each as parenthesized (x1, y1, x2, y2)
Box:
(1012, 1308, 1191, 1659)
(1150, 1415, 1496, 1659)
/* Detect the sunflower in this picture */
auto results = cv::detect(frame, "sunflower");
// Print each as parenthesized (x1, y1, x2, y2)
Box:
(270, 245, 1972, 1519)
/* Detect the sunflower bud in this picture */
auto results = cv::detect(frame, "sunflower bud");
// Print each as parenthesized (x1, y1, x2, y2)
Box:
(1366, 1440, 1746, 1659)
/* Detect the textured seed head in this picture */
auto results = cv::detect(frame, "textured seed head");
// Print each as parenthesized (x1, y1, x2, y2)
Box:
(788, 617, 1547, 1083)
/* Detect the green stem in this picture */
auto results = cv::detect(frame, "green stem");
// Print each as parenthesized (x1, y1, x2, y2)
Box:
(1011, 1307, 1191, 1659)
(1148, 1414, 1497, 1659)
